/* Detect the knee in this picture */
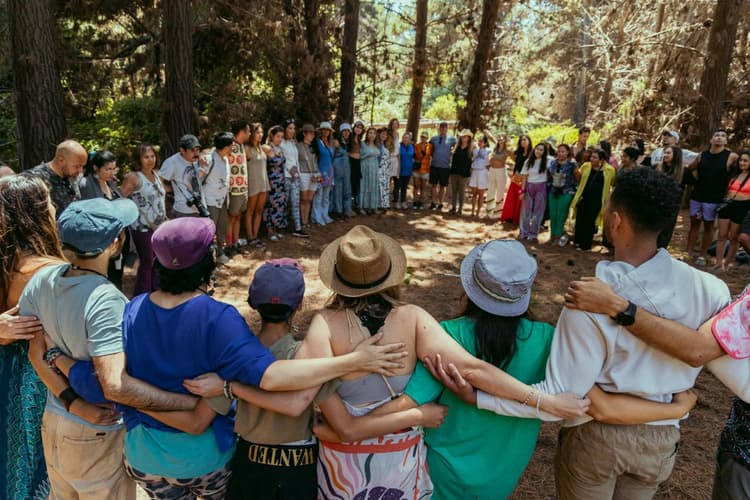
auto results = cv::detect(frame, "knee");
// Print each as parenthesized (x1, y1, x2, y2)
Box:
(739, 233, 750, 247)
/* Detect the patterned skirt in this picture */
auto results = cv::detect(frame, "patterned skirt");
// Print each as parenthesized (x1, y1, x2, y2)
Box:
(0, 343, 49, 500)
(264, 167, 288, 230)
(317, 428, 432, 500)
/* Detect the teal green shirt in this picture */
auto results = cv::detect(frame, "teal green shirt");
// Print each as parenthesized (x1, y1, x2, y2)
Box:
(125, 426, 234, 478)
(404, 316, 553, 499)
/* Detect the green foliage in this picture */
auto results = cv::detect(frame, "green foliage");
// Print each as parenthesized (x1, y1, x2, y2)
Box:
(70, 95, 161, 167)
(424, 94, 462, 121)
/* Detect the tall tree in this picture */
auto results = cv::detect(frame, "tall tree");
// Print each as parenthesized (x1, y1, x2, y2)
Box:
(693, 0, 745, 144)
(162, 0, 195, 157)
(573, 0, 591, 127)
(406, 0, 428, 136)
(8, 0, 67, 169)
(457, 0, 503, 132)
(337, 0, 360, 124)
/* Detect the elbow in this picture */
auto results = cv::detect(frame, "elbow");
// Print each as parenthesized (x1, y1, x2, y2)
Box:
(587, 407, 621, 425)
(288, 392, 315, 418)
(183, 419, 212, 435)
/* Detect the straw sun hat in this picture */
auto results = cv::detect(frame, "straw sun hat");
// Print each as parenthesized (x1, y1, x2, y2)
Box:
(318, 225, 406, 298)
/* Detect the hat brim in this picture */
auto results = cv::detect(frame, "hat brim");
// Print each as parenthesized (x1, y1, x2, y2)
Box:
(318, 231, 407, 298)
(112, 198, 140, 228)
(460, 245, 531, 316)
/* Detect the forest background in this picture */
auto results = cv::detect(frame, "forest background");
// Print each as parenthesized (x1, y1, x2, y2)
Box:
(1, 0, 748, 170)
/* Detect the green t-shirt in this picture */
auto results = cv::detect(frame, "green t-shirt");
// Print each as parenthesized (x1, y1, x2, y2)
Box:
(404, 316, 553, 499)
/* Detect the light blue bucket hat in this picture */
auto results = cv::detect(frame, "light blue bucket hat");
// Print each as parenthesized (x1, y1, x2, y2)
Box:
(460, 239, 537, 316)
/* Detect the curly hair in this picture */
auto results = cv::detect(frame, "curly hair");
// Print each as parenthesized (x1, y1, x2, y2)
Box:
(0, 176, 64, 310)
(609, 167, 681, 236)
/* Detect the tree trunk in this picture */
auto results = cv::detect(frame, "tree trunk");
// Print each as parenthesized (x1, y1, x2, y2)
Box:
(646, 0, 666, 80)
(162, 0, 195, 158)
(8, 0, 67, 170)
(337, 0, 360, 124)
(296, 0, 334, 123)
(406, 0, 429, 137)
(573, 1, 591, 127)
(694, 0, 744, 145)
(458, 0, 502, 132)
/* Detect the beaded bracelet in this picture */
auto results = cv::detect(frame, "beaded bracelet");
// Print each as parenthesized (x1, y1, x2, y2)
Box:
(44, 347, 64, 376)
(521, 389, 535, 407)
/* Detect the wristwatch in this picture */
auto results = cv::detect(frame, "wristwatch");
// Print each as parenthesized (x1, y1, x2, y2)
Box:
(612, 301, 637, 326)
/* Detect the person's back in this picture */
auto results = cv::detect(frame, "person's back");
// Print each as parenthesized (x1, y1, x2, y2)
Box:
(121, 293, 248, 478)
(407, 316, 553, 499)
(478, 168, 731, 499)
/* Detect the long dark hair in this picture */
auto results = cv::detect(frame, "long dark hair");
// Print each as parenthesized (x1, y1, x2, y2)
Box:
(527, 143, 549, 174)
(513, 135, 532, 174)
(461, 298, 528, 369)
(84, 150, 116, 176)
(0, 176, 64, 310)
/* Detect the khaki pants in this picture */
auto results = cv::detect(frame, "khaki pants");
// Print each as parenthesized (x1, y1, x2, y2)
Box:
(554, 420, 680, 500)
(41, 411, 136, 500)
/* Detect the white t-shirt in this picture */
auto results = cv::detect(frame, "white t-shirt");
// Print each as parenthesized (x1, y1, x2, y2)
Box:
(520, 158, 549, 184)
(160, 152, 201, 214)
(201, 150, 229, 208)
(280, 139, 299, 179)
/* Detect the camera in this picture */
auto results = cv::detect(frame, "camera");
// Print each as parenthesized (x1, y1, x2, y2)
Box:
(186, 191, 210, 218)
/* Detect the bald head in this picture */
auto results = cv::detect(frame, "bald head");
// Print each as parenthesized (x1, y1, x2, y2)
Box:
(53, 140, 88, 179)
(0, 166, 15, 178)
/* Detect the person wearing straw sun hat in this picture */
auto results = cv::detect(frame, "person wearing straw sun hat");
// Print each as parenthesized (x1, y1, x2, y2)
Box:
(403, 239, 702, 499)
(307, 226, 592, 499)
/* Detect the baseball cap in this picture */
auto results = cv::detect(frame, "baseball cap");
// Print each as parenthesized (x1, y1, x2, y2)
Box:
(58, 198, 138, 255)
(662, 130, 680, 141)
(152, 218, 216, 270)
(179, 134, 201, 150)
(249, 259, 305, 311)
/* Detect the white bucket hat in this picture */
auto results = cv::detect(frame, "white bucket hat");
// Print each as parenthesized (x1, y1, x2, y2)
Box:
(460, 239, 537, 316)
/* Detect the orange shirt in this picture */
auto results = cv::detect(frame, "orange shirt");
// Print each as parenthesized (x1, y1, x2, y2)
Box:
(414, 142, 433, 174)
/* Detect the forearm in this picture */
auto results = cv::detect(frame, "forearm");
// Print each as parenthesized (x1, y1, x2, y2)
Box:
(587, 388, 686, 425)
(323, 404, 424, 442)
(28, 346, 70, 397)
(94, 353, 198, 410)
(109, 373, 198, 411)
(233, 382, 316, 417)
(599, 295, 722, 366)
(141, 399, 216, 435)
(259, 353, 362, 391)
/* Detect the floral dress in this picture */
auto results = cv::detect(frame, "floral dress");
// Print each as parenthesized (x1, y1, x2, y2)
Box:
(378, 144, 391, 209)
(263, 146, 287, 231)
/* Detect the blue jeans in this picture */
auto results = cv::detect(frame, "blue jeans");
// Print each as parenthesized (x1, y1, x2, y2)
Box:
(333, 163, 352, 215)
(312, 185, 332, 224)
(285, 177, 301, 231)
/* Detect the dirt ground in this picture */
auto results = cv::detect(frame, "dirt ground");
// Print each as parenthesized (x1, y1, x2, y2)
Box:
(125, 206, 746, 500)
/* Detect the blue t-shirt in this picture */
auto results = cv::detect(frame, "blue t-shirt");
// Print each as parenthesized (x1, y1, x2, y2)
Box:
(429, 135, 457, 169)
(121, 293, 276, 477)
(399, 143, 415, 176)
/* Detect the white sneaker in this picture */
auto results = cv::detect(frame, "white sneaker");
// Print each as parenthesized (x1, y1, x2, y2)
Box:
(238, 238, 248, 246)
